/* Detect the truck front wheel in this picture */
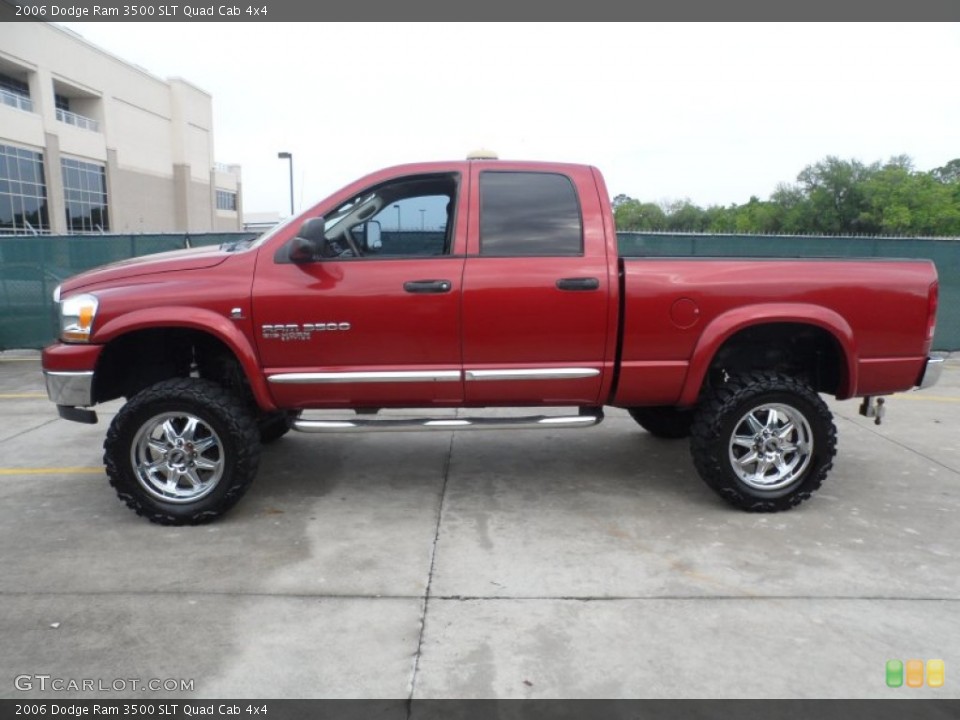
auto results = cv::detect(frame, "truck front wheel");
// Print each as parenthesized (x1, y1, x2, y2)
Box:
(690, 372, 837, 512)
(104, 378, 261, 525)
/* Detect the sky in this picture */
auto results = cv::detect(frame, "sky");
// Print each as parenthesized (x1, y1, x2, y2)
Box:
(58, 22, 960, 218)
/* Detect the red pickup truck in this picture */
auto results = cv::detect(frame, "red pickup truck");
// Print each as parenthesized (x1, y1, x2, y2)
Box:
(42, 157, 943, 524)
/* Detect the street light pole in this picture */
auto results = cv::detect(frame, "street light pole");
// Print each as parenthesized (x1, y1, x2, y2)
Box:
(419, 208, 425, 230)
(393, 204, 401, 232)
(277, 151, 294, 217)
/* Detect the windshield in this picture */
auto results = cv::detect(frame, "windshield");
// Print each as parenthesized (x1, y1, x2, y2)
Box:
(248, 213, 303, 249)
(323, 192, 377, 235)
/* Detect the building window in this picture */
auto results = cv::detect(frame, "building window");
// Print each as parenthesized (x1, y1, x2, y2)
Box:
(0, 72, 33, 113)
(216, 189, 237, 211)
(0, 144, 50, 235)
(0, 72, 29, 97)
(61, 157, 109, 232)
(55, 94, 70, 112)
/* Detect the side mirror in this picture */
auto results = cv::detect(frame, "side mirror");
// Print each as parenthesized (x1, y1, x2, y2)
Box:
(289, 217, 326, 263)
(363, 221, 382, 251)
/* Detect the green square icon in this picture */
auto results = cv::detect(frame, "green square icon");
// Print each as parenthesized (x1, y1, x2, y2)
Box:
(887, 659, 904, 687)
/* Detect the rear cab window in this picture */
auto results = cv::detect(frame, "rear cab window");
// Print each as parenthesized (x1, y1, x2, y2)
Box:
(479, 172, 583, 256)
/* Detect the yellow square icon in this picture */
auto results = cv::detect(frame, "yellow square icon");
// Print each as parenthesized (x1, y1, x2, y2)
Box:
(906, 659, 924, 688)
(927, 660, 945, 688)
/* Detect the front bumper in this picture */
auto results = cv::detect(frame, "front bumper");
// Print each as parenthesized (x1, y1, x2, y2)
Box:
(918, 353, 947, 390)
(42, 342, 103, 406)
(43, 370, 98, 424)
(44, 370, 94, 406)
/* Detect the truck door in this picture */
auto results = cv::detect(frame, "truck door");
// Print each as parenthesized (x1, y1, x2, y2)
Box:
(253, 172, 466, 408)
(461, 166, 613, 406)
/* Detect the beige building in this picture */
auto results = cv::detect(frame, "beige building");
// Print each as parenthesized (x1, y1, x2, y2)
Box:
(0, 19, 242, 234)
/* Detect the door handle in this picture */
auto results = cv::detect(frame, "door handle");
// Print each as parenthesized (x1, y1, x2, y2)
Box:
(556, 277, 600, 291)
(404, 279, 453, 294)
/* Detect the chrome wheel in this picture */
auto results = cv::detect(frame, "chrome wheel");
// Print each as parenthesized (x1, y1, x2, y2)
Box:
(728, 403, 813, 491)
(106, 379, 261, 524)
(691, 372, 836, 512)
(131, 412, 224, 504)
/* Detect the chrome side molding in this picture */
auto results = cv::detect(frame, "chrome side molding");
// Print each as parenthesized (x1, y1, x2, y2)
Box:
(293, 410, 604, 434)
(269, 371, 461, 384)
(465, 368, 600, 381)
(268, 368, 601, 385)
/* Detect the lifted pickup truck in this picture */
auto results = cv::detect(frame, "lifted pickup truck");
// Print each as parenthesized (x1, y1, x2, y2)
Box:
(43, 157, 943, 524)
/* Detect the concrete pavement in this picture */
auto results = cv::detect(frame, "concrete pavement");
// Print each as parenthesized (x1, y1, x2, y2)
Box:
(0, 352, 957, 699)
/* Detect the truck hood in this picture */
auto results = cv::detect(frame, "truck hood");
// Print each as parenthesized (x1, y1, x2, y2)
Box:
(57, 246, 235, 295)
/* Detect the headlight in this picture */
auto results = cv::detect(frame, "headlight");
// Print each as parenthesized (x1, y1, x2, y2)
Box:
(60, 293, 99, 342)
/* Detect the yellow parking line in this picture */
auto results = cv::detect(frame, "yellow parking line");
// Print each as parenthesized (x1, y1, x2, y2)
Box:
(0, 467, 102, 476)
(0, 393, 46, 399)
(893, 394, 960, 404)
(0, 358, 40, 362)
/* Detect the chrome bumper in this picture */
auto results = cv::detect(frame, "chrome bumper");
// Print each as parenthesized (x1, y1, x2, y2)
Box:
(918, 353, 947, 390)
(44, 370, 94, 407)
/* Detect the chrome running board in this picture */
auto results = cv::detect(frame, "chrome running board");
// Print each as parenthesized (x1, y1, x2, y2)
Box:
(293, 410, 603, 434)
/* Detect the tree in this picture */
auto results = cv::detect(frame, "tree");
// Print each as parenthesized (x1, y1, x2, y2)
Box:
(795, 156, 878, 234)
(731, 196, 784, 234)
(661, 199, 708, 232)
(770, 182, 811, 234)
(932, 159, 960, 184)
(611, 154, 960, 237)
(703, 204, 737, 233)
(614, 197, 666, 230)
(860, 160, 960, 235)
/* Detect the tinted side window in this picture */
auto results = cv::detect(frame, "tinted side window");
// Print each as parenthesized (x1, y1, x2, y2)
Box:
(479, 172, 583, 256)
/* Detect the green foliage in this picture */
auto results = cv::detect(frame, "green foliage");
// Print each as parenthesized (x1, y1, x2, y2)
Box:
(613, 156, 960, 236)
(932, 160, 960, 184)
(613, 197, 667, 230)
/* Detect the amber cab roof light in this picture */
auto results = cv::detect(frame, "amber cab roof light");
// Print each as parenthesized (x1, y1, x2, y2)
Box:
(467, 149, 499, 160)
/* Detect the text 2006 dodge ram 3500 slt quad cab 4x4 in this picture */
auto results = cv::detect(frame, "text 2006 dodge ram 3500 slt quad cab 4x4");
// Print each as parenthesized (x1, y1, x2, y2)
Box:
(42, 158, 944, 524)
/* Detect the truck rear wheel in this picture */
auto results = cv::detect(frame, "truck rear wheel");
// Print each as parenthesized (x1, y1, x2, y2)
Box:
(690, 372, 836, 512)
(104, 378, 261, 525)
(628, 407, 693, 439)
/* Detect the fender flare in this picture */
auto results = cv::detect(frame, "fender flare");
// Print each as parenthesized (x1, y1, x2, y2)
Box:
(93, 307, 276, 412)
(678, 303, 858, 406)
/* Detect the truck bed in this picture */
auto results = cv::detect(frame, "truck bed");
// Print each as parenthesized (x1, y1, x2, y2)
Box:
(613, 257, 937, 407)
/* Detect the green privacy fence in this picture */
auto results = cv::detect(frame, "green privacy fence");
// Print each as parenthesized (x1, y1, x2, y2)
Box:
(0, 231, 957, 350)
(0, 233, 256, 350)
